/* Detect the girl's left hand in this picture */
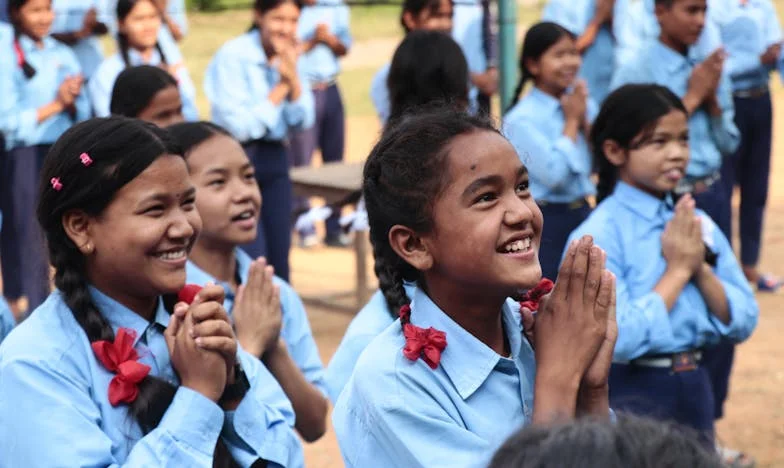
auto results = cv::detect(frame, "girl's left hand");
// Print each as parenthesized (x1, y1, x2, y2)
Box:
(580, 263, 617, 390)
(188, 285, 238, 382)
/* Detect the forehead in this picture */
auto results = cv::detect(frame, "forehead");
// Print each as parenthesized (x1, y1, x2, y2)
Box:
(187, 134, 249, 171)
(114, 154, 189, 199)
(444, 130, 522, 182)
(652, 109, 688, 131)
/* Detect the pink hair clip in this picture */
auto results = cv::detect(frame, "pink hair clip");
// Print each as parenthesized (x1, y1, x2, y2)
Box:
(50, 177, 63, 191)
(79, 153, 93, 167)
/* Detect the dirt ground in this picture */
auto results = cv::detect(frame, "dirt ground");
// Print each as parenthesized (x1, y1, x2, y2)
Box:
(293, 105, 784, 466)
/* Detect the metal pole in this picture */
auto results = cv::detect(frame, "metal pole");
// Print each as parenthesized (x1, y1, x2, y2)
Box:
(498, 0, 517, 112)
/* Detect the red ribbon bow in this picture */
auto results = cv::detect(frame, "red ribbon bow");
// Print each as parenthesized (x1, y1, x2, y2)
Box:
(399, 304, 448, 369)
(519, 278, 554, 311)
(91, 328, 151, 406)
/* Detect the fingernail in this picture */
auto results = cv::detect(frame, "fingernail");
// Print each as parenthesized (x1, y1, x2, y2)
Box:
(195, 337, 203, 347)
(189, 328, 196, 338)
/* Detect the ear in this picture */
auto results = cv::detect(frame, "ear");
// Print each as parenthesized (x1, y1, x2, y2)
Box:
(388, 225, 433, 273)
(654, 2, 668, 21)
(602, 140, 627, 167)
(402, 11, 417, 31)
(62, 209, 95, 256)
(523, 58, 540, 80)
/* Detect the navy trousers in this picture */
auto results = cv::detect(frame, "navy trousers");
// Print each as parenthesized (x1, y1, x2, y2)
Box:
(537, 201, 591, 281)
(609, 363, 715, 447)
(0, 145, 51, 310)
(241, 141, 292, 282)
(288, 83, 346, 238)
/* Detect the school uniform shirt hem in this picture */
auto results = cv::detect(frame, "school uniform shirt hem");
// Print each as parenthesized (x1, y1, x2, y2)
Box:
(159, 386, 224, 456)
(643, 293, 674, 351)
(14, 109, 38, 148)
(229, 394, 299, 467)
(553, 135, 590, 175)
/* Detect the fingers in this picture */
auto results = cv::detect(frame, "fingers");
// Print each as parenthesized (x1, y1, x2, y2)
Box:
(190, 302, 231, 325)
(520, 306, 536, 331)
(551, 238, 579, 304)
(568, 236, 593, 309)
(192, 283, 226, 306)
(594, 270, 615, 323)
(191, 318, 235, 340)
(194, 336, 237, 357)
(582, 244, 604, 309)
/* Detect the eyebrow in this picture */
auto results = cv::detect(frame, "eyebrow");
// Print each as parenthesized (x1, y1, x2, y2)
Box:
(461, 166, 528, 197)
(139, 186, 196, 205)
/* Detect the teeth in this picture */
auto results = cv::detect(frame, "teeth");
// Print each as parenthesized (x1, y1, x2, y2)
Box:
(236, 211, 253, 220)
(503, 238, 532, 253)
(157, 250, 185, 260)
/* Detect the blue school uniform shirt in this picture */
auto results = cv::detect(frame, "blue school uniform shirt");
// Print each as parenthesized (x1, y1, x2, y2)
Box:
(613, 0, 723, 68)
(50, 0, 104, 79)
(503, 87, 597, 203)
(712, 0, 783, 91)
(2, 35, 91, 150)
(185, 249, 327, 397)
(0, 23, 13, 137)
(452, 0, 488, 76)
(0, 288, 304, 467)
(610, 40, 740, 179)
(88, 47, 198, 120)
(566, 182, 758, 361)
(204, 29, 315, 143)
(542, 0, 615, 103)
(167, 0, 188, 36)
(0, 297, 14, 343)
(297, 0, 352, 84)
(332, 286, 536, 468)
(324, 283, 416, 403)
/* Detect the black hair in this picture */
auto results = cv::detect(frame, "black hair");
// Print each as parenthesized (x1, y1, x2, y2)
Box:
(387, 30, 469, 123)
(400, 0, 452, 32)
(249, 0, 303, 30)
(507, 22, 574, 112)
(489, 414, 722, 468)
(8, 0, 41, 78)
(591, 84, 686, 203)
(364, 107, 497, 316)
(655, 0, 676, 6)
(36, 117, 235, 467)
(110, 65, 178, 118)
(167, 121, 232, 159)
(116, 0, 168, 67)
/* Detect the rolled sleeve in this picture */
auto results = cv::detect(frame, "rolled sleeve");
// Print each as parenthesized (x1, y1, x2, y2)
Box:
(283, 71, 314, 132)
(159, 387, 224, 456)
(710, 73, 741, 156)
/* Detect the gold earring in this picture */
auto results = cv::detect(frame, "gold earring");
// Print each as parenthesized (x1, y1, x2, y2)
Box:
(84, 244, 94, 255)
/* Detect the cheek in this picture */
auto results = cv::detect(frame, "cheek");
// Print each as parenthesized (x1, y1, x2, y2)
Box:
(187, 209, 202, 237)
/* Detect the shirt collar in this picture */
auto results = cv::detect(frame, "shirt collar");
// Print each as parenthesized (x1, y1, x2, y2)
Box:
(651, 40, 701, 72)
(127, 46, 163, 66)
(527, 86, 561, 115)
(612, 181, 674, 221)
(89, 286, 170, 347)
(408, 287, 523, 400)
(244, 29, 270, 65)
(17, 34, 55, 53)
(184, 249, 250, 308)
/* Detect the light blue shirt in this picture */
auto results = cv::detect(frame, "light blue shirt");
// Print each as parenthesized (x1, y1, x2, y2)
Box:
(370, 61, 479, 124)
(88, 47, 198, 120)
(611, 40, 740, 178)
(167, 0, 188, 36)
(325, 283, 416, 403)
(542, 0, 615, 103)
(712, 0, 783, 91)
(186, 249, 327, 397)
(613, 0, 723, 69)
(0, 23, 14, 139)
(0, 297, 14, 343)
(452, 0, 488, 75)
(332, 286, 536, 468)
(503, 87, 597, 203)
(204, 29, 315, 143)
(0, 287, 304, 467)
(297, 0, 352, 83)
(566, 182, 758, 361)
(2, 35, 91, 150)
(50, 0, 105, 79)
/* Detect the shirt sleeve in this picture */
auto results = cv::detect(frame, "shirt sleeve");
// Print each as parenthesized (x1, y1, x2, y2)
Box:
(335, 5, 352, 50)
(709, 69, 741, 156)
(278, 280, 328, 397)
(566, 224, 674, 361)
(325, 332, 377, 404)
(283, 65, 315, 132)
(541, 0, 584, 35)
(703, 217, 759, 342)
(370, 66, 390, 124)
(0, 299, 14, 343)
(62, 47, 91, 122)
(88, 61, 116, 117)
(0, 356, 224, 467)
(503, 114, 591, 191)
(220, 348, 304, 468)
(173, 64, 200, 121)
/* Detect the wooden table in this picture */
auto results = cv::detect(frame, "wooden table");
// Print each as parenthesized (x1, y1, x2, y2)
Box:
(290, 162, 371, 312)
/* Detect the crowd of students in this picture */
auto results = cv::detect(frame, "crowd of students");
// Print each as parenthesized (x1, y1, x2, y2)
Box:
(0, 0, 776, 466)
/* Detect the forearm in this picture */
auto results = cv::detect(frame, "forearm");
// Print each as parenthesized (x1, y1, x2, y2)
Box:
(694, 264, 731, 324)
(268, 82, 291, 106)
(532, 370, 580, 424)
(263, 341, 328, 442)
(653, 267, 692, 310)
(577, 385, 610, 419)
(323, 34, 348, 57)
(37, 101, 65, 123)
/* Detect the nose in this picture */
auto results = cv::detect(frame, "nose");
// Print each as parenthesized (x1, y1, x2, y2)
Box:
(168, 208, 197, 241)
(503, 194, 534, 227)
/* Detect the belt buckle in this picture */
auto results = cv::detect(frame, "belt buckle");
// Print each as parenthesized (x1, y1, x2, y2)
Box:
(671, 352, 697, 373)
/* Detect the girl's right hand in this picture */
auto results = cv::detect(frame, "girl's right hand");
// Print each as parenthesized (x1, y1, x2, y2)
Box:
(233, 258, 282, 359)
(166, 305, 227, 402)
(561, 81, 588, 123)
(661, 194, 705, 277)
(56, 78, 77, 107)
(534, 236, 610, 395)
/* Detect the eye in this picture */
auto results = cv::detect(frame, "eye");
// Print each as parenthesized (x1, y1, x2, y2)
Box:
(208, 179, 225, 188)
(182, 196, 196, 210)
(474, 192, 497, 204)
(515, 180, 530, 194)
(141, 205, 164, 216)
(244, 171, 256, 182)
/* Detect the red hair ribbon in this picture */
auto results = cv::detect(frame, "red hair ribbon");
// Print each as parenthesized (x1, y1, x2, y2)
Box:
(519, 278, 554, 312)
(13, 39, 24, 68)
(399, 304, 447, 370)
(91, 328, 151, 406)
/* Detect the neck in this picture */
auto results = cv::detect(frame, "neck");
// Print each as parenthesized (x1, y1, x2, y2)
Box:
(261, 38, 277, 60)
(189, 241, 237, 285)
(89, 279, 159, 322)
(423, 277, 509, 355)
(135, 45, 156, 62)
(659, 34, 689, 56)
(535, 82, 567, 99)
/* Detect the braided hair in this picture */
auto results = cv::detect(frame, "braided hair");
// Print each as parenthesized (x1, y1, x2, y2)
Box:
(505, 22, 574, 113)
(8, 0, 41, 78)
(37, 117, 236, 467)
(364, 107, 497, 317)
(590, 84, 686, 203)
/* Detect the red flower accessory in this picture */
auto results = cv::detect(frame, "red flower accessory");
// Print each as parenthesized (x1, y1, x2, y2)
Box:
(178, 284, 203, 305)
(399, 304, 447, 370)
(91, 328, 151, 406)
(519, 278, 554, 311)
